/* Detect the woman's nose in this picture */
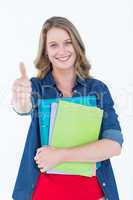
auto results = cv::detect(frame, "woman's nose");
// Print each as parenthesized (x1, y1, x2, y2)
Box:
(58, 45, 67, 54)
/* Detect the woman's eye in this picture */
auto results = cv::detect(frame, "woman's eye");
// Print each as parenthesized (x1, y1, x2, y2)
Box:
(65, 41, 72, 45)
(50, 44, 57, 47)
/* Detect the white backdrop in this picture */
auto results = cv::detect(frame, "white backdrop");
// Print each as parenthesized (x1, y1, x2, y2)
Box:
(0, 0, 132, 199)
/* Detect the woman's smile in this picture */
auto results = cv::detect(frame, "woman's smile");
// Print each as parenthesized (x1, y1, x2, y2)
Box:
(55, 55, 71, 62)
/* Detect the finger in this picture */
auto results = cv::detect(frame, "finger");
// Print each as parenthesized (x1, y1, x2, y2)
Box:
(12, 85, 32, 93)
(14, 86, 32, 94)
(36, 145, 48, 153)
(40, 168, 47, 173)
(36, 147, 45, 154)
(37, 162, 45, 168)
(34, 152, 44, 161)
(11, 78, 32, 92)
(34, 154, 41, 161)
(19, 62, 28, 79)
(34, 155, 39, 161)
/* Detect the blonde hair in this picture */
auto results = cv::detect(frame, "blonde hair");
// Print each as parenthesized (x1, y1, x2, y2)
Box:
(34, 16, 92, 79)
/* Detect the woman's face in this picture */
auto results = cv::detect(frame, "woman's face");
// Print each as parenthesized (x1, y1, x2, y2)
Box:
(46, 27, 76, 71)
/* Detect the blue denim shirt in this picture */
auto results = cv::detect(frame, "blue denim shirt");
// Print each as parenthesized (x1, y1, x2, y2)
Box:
(12, 71, 124, 200)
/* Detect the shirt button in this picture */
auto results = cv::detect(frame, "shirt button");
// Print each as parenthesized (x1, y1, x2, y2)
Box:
(59, 93, 63, 97)
(73, 90, 77, 93)
(102, 182, 106, 187)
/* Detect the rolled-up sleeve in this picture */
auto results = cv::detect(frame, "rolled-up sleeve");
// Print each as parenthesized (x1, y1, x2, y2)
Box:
(94, 82, 124, 146)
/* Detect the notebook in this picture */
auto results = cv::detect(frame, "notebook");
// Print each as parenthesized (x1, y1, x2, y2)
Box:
(38, 96, 96, 146)
(47, 101, 103, 177)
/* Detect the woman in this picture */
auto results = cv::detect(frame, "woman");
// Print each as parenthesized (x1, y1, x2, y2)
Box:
(12, 16, 123, 200)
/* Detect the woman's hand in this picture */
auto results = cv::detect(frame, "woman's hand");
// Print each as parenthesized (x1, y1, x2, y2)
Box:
(34, 146, 65, 173)
(11, 62, 32, 113)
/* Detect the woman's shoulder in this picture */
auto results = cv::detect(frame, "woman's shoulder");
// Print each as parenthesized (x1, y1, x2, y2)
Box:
(30, 77, 41, 83)
(85, 77, 114, 108)
(30, 75, 48, 86)
(30, 77, 44, 93)
(30, 71, 55, 87)
(85, 77, 109, 92)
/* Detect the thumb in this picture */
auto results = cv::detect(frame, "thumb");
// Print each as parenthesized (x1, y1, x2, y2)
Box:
(19, 62, 28, 79)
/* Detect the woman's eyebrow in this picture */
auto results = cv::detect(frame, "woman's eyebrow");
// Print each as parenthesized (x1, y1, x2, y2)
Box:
(48, 38, 71, 44)
(48, 41, 57, 44)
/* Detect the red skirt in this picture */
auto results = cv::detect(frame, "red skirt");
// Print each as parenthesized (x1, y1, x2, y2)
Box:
(32, 173, 104, 200)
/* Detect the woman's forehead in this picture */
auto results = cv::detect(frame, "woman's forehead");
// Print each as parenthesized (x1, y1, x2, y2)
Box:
(46, 27, 71, 43)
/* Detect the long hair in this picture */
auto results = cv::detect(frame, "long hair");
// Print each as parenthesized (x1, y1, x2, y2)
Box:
(34, 16, 92, 79)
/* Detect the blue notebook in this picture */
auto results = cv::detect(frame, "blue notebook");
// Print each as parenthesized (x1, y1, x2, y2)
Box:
(38, 96, 96, 146)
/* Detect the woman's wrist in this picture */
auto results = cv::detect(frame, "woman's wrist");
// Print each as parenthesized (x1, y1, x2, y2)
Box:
(60, 148, 73, 163)
(12, 99, 33, 115)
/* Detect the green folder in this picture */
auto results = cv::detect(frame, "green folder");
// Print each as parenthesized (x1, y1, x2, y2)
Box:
(49, 101, 103, 177)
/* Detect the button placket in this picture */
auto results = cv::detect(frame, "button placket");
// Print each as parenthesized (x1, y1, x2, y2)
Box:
(102, 182, 106, 187)
(59, 92, 63, 97)
(73, 89, 80, 97)
(31, 183, 34, 189)
(73, 89, 77, 93)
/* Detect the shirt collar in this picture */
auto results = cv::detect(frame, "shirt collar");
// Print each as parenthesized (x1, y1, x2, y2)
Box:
(42, 70, 87, 87)
(75, 75, 87, 87)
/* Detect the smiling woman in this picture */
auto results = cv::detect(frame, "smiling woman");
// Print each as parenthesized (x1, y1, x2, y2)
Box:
(12, 16, 123, 200)
(34, 16, 91, 80)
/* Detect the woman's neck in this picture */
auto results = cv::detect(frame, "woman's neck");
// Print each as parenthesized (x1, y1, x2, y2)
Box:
(52, 68, 76, 90)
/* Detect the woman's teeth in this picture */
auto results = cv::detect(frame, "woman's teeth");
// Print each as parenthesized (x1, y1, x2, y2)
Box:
(56, 56, 70, 62)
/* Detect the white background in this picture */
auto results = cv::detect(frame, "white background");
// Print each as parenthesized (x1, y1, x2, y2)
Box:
(0, 0, 132, 199)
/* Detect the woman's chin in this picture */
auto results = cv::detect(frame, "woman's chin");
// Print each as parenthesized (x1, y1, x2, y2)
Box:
(53, 63, 74, 71)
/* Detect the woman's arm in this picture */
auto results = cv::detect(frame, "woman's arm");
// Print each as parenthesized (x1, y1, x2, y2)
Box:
(35, 139, 122, 172)
(62, 139, 122, 163)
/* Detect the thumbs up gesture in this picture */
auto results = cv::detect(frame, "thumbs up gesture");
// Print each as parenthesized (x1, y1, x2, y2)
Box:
(11, 62, 32, 114)
(19, 62, 28, 79)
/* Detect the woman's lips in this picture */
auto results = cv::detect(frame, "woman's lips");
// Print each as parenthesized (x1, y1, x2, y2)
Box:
(55, 55, 71, 62)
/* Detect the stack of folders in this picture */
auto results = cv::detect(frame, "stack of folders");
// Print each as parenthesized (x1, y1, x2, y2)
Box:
(38, 96, 103, 176)
(46, 100, 103, 177)
(38, 96, 97, 146)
